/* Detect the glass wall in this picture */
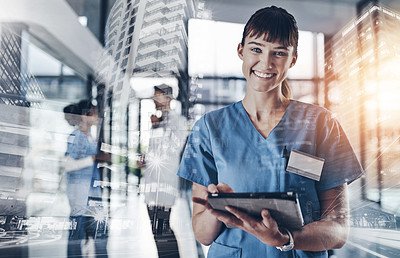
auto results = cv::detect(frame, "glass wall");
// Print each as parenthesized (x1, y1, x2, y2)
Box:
(326, 3, 400, 256)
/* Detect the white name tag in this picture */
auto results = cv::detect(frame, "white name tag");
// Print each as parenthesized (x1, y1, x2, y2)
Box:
(286, 150, 325, 181)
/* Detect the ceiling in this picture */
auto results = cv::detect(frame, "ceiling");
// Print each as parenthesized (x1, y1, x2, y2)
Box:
(1, 0, 103, 77)
(202, 0, 400, 36)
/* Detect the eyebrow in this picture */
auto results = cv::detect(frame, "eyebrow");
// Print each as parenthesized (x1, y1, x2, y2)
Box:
(247, 41, 289, 50)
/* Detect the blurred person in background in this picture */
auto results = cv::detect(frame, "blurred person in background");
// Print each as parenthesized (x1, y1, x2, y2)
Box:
(138, 84, 188, 258)
(63, 100, 109, 258)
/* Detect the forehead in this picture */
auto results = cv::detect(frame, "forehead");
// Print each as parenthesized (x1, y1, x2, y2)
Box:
(153, 91, 168, 99)
(154, 90, 165, 95)
(246, 32, 289, 46)
(245, 29, 295, 47)
(245, 34, 294, 50)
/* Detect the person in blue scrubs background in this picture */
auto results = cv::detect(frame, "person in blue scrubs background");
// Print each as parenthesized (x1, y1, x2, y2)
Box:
(177, 6, 364, 258)
(64, 100, 109, 257)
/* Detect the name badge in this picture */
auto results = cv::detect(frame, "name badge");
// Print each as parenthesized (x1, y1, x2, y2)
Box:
(286, 150, 325, 181)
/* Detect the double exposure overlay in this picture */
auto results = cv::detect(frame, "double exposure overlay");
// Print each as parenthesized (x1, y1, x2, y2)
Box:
(0, 1, 399, 257)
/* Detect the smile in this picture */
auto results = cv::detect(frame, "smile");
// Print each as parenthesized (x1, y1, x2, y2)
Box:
(253, 71, 275, 78)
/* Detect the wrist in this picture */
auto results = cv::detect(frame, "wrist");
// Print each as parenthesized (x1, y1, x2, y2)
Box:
(277, 230, 290, 247)
(276, 228, 294, 252)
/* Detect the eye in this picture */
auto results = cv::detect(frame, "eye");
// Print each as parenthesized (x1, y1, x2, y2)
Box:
(274, 51, 288, 56)
(250, 47, 262, 53)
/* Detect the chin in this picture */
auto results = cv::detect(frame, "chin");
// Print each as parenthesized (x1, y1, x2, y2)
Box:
(250, 85, 279, 93)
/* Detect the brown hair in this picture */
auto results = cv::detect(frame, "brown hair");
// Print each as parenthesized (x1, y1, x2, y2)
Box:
(241, 6, 299, 100)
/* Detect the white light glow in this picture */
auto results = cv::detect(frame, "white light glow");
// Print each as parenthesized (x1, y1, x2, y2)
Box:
(130, 77, 179, 99)
(188, 19, 244, 77)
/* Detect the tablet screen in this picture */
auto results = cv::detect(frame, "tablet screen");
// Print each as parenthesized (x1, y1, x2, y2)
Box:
(208, 192, 304, 230)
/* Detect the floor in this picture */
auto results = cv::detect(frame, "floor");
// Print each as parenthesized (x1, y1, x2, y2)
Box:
(16, 174, 200, 258)
(2, 174, 400, 258)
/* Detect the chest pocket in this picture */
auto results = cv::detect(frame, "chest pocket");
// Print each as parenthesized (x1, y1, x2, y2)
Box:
(208, 242, 241, 258)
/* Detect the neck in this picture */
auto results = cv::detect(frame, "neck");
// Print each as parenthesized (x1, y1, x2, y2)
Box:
(242, 89, 289, 120)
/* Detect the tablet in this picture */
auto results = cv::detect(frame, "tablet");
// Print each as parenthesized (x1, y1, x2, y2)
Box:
(208, 192, 304, 230)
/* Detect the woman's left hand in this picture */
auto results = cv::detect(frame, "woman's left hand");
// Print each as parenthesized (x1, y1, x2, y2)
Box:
(215, 206, 289, 247)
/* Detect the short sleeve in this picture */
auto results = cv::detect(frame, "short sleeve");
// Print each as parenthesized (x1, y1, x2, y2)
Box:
(316, 112, 364, 192)
(66, 130, 98, 160)
(177, 115, 218, 187)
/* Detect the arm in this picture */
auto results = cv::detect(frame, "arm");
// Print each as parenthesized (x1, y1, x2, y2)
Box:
(192, 182, 234, 246)
(216, 184, 349, 251)
(292, 183, 349, 250)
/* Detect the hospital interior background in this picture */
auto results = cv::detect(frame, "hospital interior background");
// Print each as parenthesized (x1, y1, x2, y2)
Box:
(1, 0, 400, 257)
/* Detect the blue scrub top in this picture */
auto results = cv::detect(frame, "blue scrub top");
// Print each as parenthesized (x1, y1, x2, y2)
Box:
(65, 129, 102, 216)
(177, 100, 364, 258)
(66, 129, 98, 159)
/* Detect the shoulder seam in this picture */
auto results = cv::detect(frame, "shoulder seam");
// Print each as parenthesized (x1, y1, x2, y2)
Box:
(202, 113, 214, 156)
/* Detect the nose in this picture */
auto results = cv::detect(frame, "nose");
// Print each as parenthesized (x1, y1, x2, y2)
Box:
(259, 52, 273, 69)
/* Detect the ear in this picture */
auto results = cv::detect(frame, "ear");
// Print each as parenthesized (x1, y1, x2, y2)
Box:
(289, 53, 298, 68)
(237, 43, 244, 60)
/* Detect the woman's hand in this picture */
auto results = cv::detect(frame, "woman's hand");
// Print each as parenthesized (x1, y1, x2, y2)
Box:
(191, 182, 234, 245)
(192, 183, 234, 209)
(217, 206, 289, 247)
(192, 183, 288, 247)
(95, 151, 111, 163)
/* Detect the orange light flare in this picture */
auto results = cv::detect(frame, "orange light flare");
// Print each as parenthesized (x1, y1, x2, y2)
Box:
(359, 54, 400, 127)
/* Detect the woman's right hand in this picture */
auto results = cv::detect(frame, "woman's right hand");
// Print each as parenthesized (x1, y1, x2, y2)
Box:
(192, 183, 235, 245)
(192, 183, 235, 209)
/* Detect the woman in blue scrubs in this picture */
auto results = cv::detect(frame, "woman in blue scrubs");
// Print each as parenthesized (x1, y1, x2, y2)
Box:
(64, 100, 108, 257)
(177, 6, 364, 258)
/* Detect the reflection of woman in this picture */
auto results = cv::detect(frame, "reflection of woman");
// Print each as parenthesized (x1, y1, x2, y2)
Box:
(63, 100, 107, 258)
(178, 6, 364, 258)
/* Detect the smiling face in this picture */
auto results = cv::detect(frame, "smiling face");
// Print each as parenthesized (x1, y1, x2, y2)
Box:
(238, 34, 297, 95)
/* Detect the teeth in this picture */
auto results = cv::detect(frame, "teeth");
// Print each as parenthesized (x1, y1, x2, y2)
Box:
(254, 71, 274, 78)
